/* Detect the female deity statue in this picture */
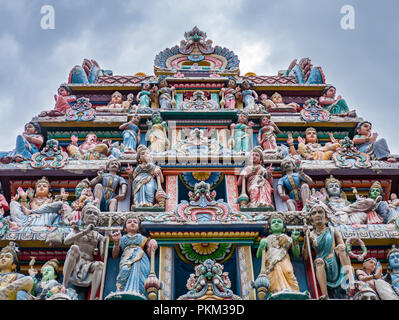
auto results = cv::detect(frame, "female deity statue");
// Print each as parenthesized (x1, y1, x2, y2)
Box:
(0, 122, 43, 164)
(127, 146, 165, 208)
(302, 201, 355, 299)
(136, 82, 153, 108)
(319, 85, 356, 117)
(219, 78, 240, 109)
(353, 121, 397, 162)
(154, 79, 176, 109)
(257, 115, 281, 151)
(111, 216, 158, 297)
(67, 132, 109, 160)
(229, 112, 254, 153)
(237, 148, 274, 208)
(239, 79, 259, 112)
(256, 214, 301, 293)
(145, 112, 170, 153)
(119, 115, 141, 153)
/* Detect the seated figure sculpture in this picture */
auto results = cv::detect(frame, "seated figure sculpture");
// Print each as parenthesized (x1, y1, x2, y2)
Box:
(39, 84, 76, 117)
(0, 242, 33, 300)
(318, 85, 356, 117)
(62, 205, 105, 300)
(90, 159, 127, 212)
(67, 132, 109, 160)
(9, 177, 70, 228)
(260, 92, 299, 113)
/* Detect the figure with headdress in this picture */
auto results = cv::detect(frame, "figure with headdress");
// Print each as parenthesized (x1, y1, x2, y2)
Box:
(136, 82, 153, 108)
(0, 242, 33, 300)
(302, 200, 355, 299)
(67, 132, 109, 160)
(153, 78, 175, 109)
(119, 115, 141, 153)
(229, 112, 254, 153)
(145, 112, 169, 152)
(384, 246, 399, 298)
(90, 159, 127, 212)
(277, 158, 313, 211)
(257, 115, 281, 151)
(237, 148, 274, 208)
(110, 215, 158, 298)
(256, 213, 301, 293)
(238, 79, 263, 113)
(220, 78, 240, 109)
(107, 91, 123, 109)
(62, 205, 105, 300)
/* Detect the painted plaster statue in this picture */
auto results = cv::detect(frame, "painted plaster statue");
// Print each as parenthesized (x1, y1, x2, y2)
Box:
(136, 82, 153, 108)
(319, 85, 356, 117)
(39, 84, 76, 117)
(288, 127, 340, 160)
(355, 257, 399, 300)
(0, 186, 9, 217)
(119, 115, 141, 153)
(111, 216, 158, 297)
(229, 112, 254, 153)
(237, 148, 274, 208)
(383, 245, 399, 298)
(153, 79, 176, 109)
(302, 201, 355, 299)
(219, 78, 239, 109)
(257, 115, 281, 151)
(260, 92, 299, 113)
(353, 121, 397, 162)
(277, 158, 313, 211)
(0, 242, 33, 300)
(238, 79, 264, 113)
(387, 193, 399, 226)
(256, 214, 300, 293)
(9, 177, 69, 227)
(67, 132, 109, 160)
(90, 159, 127, 212)
(0, 122, 43, 164)
(107, 91, 124, 109)
(127, 146, 165, 208)
(62, 205, 105, 300)
(145, 112, 170, 152)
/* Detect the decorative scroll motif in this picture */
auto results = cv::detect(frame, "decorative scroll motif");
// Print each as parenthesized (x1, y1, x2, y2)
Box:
(179, 26, 214, 55)
(65, 97, 95, 121)
(176, 243, 234, 265)
(332, 136, 372, 169)
(177, 259, 241, 300)
(30, 139, 68, 169)
(180, 90, 218, 110)
(300, 98, 330, 122)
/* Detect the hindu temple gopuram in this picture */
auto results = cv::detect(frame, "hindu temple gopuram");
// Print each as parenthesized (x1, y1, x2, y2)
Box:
(1, 26, 399, 301)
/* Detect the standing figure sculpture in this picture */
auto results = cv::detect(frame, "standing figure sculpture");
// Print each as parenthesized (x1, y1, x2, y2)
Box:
(256, 214, 301, 294)
(145, 112, 170, 153)
(111, 216, 158, 298)
(237, 148, 274, 208)
(127, 146, 165, 208)
(238, 79, 262, 112)
(277, 158, 313, 211)
(119, 115, 141, 153)
(136, 82, 153, 108)
(302, 201, 355, 299)
(319, 85, 355, 117)
(90, 159, 127, 212)
(62, 205, 105, 300)
(257, 115, 281, 151)
(154, 79, 175, 109)
(0, 242, 33, 300)
(353, 121, 397, 162)
(229, 112, 254, 153)
(220, 78, 239, 109)
(0, 122, 43, 164)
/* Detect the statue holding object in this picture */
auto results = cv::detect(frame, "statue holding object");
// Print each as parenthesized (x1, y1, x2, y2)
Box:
(67, 132, 109, 160)
(219, 78, 240, 109)
(257, 115, 281, 151)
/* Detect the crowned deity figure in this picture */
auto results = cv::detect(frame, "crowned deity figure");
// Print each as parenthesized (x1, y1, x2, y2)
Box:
(62, 205, 105, 300)
(384, 246, 399, 298)
(288, 127, 340, 161)
(119, 115, 141, 153)
(145, 112, 170, 153)
(229, 112, 254, 153)
(219, 78, 240, 109)
(256, 214, 301, 293)
(153, 79, 176, 109)
(107, 91, 124, 109)
(257, 115, 281, 151)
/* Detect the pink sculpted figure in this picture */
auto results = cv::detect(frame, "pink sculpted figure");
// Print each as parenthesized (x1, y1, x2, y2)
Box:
(54, 84, 76, 114)
(67, 133, 109, 160)
(220, 78, 240, 109)
(257, 115, 281, 151)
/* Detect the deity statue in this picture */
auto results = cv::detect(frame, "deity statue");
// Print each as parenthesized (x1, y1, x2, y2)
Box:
(9, 177, 70, 227)
(319, 85, 356, 117)
(145, 112, 170, 152)
(67, 132, 109, 160)
(256, 214, 301, 293)
(39, 84, 76, 117)
(229, 112, 254, 153)
(237, 79, 264, 113)
(257, 115, 281, 151)
(127, 146, 165, 208)
(277, 158, 313, 211)
(119, 115, 141, 153)
(353, 121, 397, 162)
(355, 257, 399, 300)
(111, 216, 158, 298)
(0, 242, 33, 300)
(0, 185, 9, 216)
(302, 201, 355, 299)
(90, 159, 127, 212)
(260, 92, 299, 113)
(237, 148, 274, 208)
(153, 79, 176, 109)
(288, 127, 340, 160)
(383, 245, 399, 298)
(0, 122, 43, 164)
(387, 193, 399, 226)
(62, 205, 105, 300)
(136, 82, 153, 108)
(107, 91, 124, 109)
(28, 258, 77, 300)
(219, 78, 240, 109)
(123, 93, 135, 112)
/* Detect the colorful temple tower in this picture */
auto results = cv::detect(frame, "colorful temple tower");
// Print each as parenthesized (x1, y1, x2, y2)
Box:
(0, 26, 399, 301)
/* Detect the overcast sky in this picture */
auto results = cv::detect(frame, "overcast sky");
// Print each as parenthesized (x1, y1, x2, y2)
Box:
(0, 0, 398, 153)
